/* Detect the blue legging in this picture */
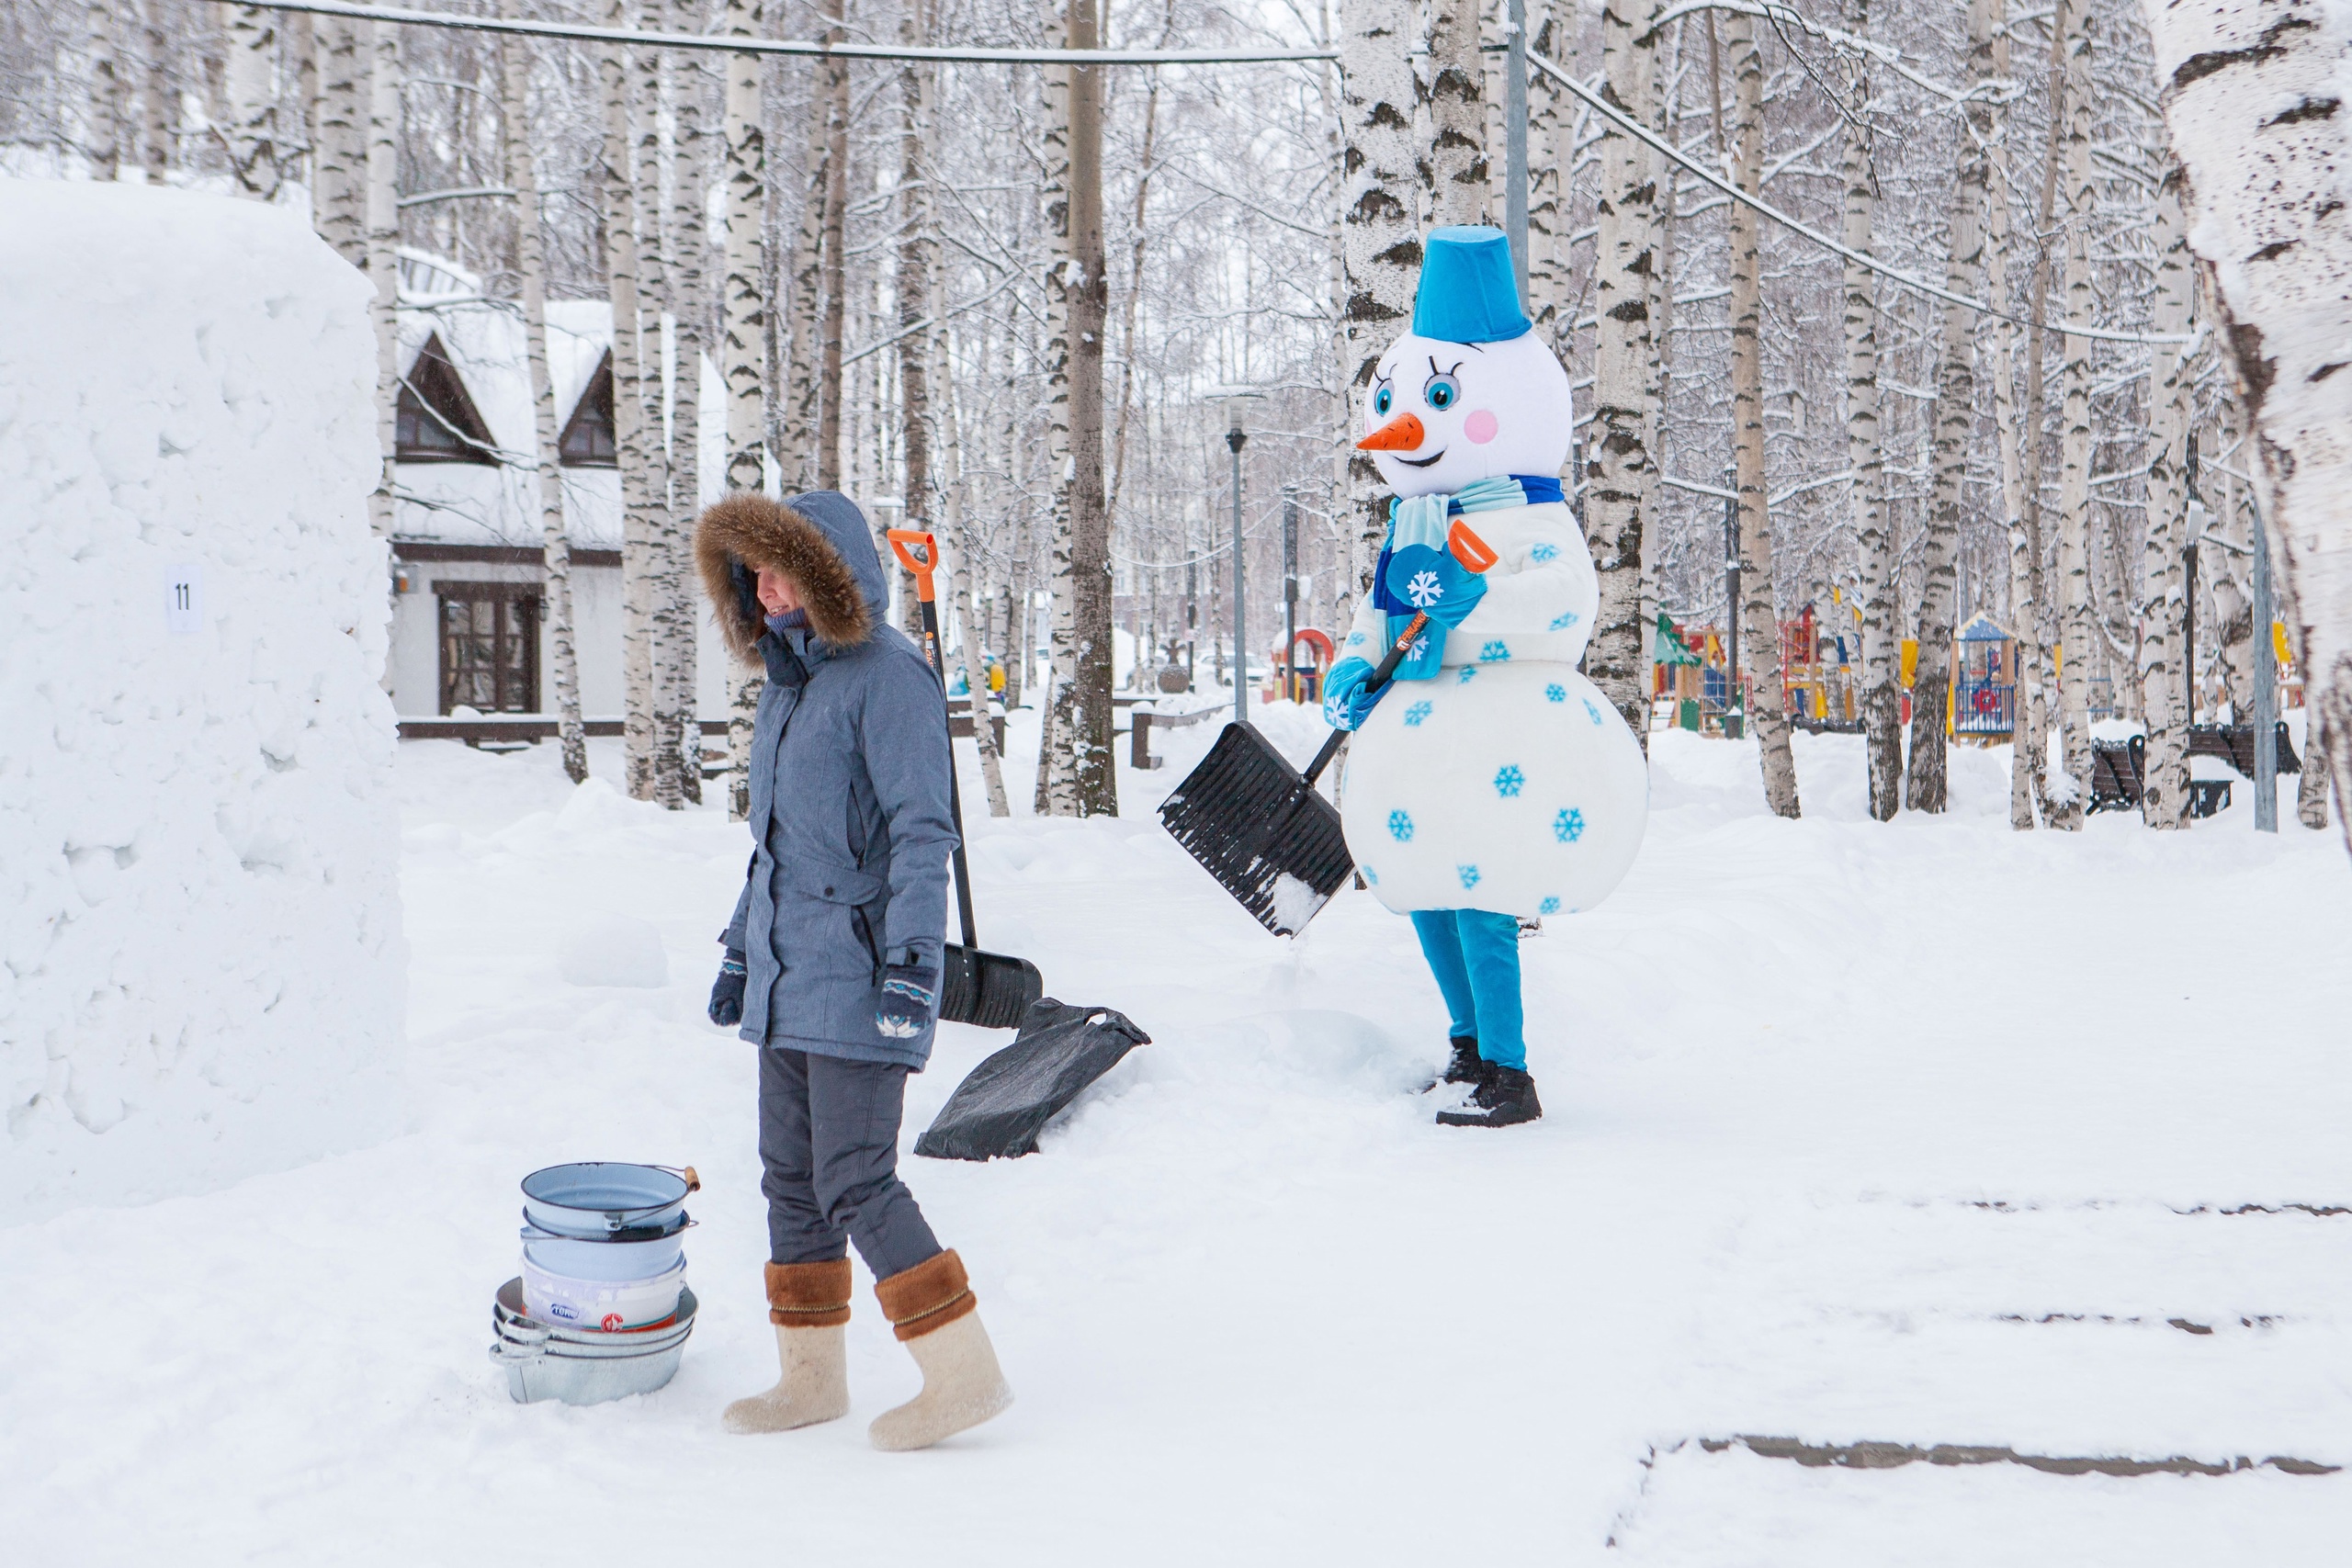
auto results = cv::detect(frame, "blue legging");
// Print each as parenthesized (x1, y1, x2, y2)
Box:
(1408, 909, 1524, 1071)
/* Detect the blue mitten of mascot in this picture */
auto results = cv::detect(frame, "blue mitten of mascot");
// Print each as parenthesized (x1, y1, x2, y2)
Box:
(1331, 226, 1649, 1128)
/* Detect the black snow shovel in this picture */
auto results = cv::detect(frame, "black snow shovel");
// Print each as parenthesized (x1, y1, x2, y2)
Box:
(914, 998, 1152, 1161)
(888, 529, 1045, 1029)
(1158, 518, 1499, 937)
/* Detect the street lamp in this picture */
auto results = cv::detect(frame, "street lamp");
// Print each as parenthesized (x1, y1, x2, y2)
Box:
(1214, 389, 1264, 728)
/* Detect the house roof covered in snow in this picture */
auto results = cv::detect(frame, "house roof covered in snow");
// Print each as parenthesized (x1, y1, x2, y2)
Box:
(387, 254, 723, 555)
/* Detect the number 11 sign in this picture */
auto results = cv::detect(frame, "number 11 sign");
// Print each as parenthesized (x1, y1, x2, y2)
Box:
(164, 562, 205, 635)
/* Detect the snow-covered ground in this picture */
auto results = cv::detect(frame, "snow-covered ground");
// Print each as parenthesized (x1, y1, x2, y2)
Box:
(6, 704, 2348, 1564)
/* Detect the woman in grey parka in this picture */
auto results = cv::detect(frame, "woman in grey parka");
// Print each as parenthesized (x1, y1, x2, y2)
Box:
(695, 490, 1012, 1451)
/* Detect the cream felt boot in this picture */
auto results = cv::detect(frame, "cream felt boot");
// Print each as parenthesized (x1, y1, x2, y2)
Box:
(723, 1259, 853, 1435)
(868, 1250, 1013, 1451)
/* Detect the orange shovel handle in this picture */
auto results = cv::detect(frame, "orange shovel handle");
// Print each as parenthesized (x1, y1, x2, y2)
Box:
(886, 529, 939, 603)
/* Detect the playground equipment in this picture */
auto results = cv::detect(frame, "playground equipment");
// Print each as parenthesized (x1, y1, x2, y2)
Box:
(1264, 627, 1334, 705)
(1952, 612, 2018, 742)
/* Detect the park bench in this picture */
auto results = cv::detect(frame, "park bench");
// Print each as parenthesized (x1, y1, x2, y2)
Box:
(2086, 722, 2300, 818)
(1127, 703, 1223, 770)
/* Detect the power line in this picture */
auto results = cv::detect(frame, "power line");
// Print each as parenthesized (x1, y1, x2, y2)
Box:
(254, 2, 2182, 349)
(235, 1, 1340, 67)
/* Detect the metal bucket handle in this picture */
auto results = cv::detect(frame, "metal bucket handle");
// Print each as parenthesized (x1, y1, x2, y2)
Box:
(520, 1212, 697, 1244)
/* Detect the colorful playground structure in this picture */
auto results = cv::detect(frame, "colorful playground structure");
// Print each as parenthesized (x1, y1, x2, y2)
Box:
(1651, 603, 2021, 740)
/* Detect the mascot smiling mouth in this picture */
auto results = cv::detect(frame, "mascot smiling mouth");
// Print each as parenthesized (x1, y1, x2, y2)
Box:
(1396, 449, 1447, 468)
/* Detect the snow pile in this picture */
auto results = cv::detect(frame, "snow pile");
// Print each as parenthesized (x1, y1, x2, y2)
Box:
(0, 179, 403, 1222)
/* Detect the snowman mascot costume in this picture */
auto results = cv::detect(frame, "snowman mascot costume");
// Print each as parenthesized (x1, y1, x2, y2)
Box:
(1325, 226, 1648, 1128)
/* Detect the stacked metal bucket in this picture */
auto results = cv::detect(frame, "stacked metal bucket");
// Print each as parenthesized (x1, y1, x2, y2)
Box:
(489, 1163, 699, 1404)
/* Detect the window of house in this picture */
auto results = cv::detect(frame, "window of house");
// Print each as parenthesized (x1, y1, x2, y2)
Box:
(437, 582, 540, 714)
(559, 352, 618, 467)
(397, 333, 500, 464)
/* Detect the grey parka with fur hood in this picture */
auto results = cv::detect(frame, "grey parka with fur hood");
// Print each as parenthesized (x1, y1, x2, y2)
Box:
(696, 490, 957, 1069)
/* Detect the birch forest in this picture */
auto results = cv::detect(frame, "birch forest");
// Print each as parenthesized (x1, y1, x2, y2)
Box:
(7, 0, 2346, 847)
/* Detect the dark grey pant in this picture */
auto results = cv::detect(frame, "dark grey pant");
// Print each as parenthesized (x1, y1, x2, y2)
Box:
(757, 1047, 942, 1280)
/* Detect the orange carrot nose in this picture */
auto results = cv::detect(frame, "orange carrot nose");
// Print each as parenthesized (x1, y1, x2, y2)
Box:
(1356, 412, 1427, 452)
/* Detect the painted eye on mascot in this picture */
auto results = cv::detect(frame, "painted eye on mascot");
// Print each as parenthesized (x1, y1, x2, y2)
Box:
(1423, 370, 1461, 412)
(1374, 383, 1394, 417)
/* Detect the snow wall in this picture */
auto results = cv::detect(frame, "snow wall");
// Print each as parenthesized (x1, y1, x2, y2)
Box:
(0, 180, 404, 1224)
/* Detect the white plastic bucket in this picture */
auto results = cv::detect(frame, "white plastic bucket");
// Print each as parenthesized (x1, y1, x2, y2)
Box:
(522, 1253, 688, 1331)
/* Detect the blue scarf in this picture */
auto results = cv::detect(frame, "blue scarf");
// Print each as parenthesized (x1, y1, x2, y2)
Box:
(1372, 474, 1561, 678)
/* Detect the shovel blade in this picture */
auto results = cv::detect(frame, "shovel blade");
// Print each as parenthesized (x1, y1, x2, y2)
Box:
(939, 943, 1044, 1030)
(1158, 722, 1352, 936)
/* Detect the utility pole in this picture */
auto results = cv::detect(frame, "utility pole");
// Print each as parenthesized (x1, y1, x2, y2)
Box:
(2253, 494, 2278, 831)
(1505, 0, 1530, 304)
(1282, 484, 1300, 702)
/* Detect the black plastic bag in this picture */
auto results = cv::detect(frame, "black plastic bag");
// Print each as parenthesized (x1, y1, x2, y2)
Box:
(914, 998, 1151, 1161)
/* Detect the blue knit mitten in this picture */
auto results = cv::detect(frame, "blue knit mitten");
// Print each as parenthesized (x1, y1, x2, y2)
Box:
(876, 961, 939, 1039)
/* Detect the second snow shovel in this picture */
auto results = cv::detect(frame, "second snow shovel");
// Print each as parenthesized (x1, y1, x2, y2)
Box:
(887, 529, 1045, 1029)
(1158, 518, 1498, 937)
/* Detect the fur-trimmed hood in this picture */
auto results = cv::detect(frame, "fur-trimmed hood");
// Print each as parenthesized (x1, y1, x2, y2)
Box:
(695, 491, 885, 662)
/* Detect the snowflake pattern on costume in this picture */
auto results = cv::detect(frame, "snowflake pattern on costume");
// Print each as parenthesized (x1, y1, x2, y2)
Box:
(1363, 865, 1379, 885)
(1553, 808, 1586, 843)
(1346, 631, 1365, 648)
(1583, 698, 1604, 726)
(1538, 897, 1561, 915)
(1405, 570, 1445, 608)
(1479, 639, 1510, 662)
(1457, 864, 1481, 889)
(1548, 610, 1582, 631)
(1402, 700, 1432, 727)
(1409, 635, 1430, 660)
(1545, 683, 1566, 703)
(1531, 542, 1559, 563)
(1456, 666, 1477, 683)
(1494, 764, 1525, 797)
(1387, 809, 1414, 842)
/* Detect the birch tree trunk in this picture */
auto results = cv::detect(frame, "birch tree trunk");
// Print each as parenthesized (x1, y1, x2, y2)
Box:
(1338, 0, 1420, 604)
(2050, 2, 2096, 830)
(664, 7, 708, 804)
(1107, 6, 1171, 532)
(600, 6, 662, 803)
(627, 6, 684, 808)
(1985, 0, 2041, 830)
(141, 0, 174, 182)
(894, 5, 937, 625)
(222, 6, 279, 199)
(87, 2, 121, 180)
(1842, 0, 1897, 819)
(1045, 0, 1117, 817)
(1725, 13, 1798, 818)
(1904, 0, 1997, 815)
(1584, 0, 1665, 752)
(719, 1, 765, 820)
(364, 21, 401, 544)
(2136, 169, 2196, 829)
(1426, 0, 1489, 227)
(949, 487, 1012, 818)
(2143, 0, 2352, 852)
(313, 17, 365, 267)
(2301, 713, 2333, 828)
(817, 18, 850, 493)
(503, 15, 588, 784)
(2020, 0, 2068, 822)
(783, 80, 827, 493)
